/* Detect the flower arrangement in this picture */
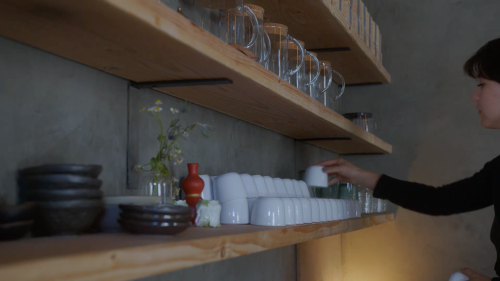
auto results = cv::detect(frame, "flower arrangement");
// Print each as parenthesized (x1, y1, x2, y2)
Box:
(134, 100, 213, 196)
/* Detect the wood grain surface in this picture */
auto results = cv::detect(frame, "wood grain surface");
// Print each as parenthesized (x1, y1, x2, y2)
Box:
(0, 214, 394, 281)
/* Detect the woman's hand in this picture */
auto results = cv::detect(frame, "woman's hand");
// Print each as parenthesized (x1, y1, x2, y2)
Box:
(461, 268, 492, 281)
(316, 158, 381, 191)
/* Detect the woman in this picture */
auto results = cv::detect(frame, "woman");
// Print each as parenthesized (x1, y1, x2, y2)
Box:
(318, 38, 500, 281)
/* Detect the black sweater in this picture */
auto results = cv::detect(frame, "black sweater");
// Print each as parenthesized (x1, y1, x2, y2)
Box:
(373, 155, 500, 278)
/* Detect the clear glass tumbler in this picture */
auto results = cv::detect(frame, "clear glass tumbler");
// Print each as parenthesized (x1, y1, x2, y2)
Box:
(263, 23, 305, 79)
(303, 51, 321, 96)
(243, 4, 270, 64)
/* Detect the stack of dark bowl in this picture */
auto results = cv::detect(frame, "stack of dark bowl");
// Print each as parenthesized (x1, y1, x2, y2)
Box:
(19, 164, 104, 236)
(118, 204, 192, 235)
(0, 202, 36, 241)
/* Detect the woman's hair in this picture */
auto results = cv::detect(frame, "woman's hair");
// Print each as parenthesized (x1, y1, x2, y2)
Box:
(464, 38, 500, 83)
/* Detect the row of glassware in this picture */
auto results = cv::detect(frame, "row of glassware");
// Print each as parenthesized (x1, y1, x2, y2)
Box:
(159, 0, 345, 113)
(312, 182, 388, 214)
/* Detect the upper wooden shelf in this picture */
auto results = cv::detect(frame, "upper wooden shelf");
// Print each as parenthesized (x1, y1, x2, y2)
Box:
(250, 0, 391, 85)
(0, 214, 394, 281)
(0, 0, 392, 154)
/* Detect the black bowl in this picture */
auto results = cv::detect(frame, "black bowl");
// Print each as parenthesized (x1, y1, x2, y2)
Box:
(0, 220, 33, 241)
(120, 211, 192, 223)
(21, 174, 102, 190)
(27, 189, 103, 201)
(19, 164, 102, 179)
(0, 202, 36, 224)
(118, 218, 190, 235)
(119, 204, 192, 216)
(34, 200, 103, 236)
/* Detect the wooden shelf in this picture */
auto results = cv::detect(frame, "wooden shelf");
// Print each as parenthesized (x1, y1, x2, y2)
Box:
(0, 0, 392, 154)
(0, 214, 394, 281)
(250, 0, 390, 85)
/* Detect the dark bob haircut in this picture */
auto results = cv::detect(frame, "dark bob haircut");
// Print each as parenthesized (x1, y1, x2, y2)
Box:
(464, 38, 500, 83)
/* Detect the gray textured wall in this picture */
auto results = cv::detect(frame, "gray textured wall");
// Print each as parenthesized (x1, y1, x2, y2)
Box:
(341, 0, 500, 280)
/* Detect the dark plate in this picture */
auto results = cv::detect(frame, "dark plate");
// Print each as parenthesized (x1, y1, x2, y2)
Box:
(118, 218, 190, 235)
(27, 189, 103, 201)
(0, 220, 33, 241)
(21, 174, 102, 190)
(19, 164, 102, 179)
(119, 204, 192, 216)
(120, 211, 192, 222)
(34, 200, 103, 236)
(0, 202, 36, 224)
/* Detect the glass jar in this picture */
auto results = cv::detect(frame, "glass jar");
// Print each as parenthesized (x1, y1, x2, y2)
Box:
(141, 173, 173, 205)
(343, 112, 377, 133)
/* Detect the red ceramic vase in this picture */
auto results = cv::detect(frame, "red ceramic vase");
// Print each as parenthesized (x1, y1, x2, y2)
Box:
(181, 163, 204, 223)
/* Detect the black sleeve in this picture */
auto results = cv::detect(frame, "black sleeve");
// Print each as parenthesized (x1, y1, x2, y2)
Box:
(373, 159, 497, 216)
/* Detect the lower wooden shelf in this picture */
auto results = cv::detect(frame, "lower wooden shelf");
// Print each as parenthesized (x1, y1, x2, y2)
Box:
(0, 214, 394, 281)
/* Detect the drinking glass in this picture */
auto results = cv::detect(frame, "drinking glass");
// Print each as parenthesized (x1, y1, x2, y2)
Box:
(289, 41, 319, 92)
(304, 51, 321, 98)
(263, 23, 305, 79)
(315, 61, 346, 106)
(244, 4, 271, 64)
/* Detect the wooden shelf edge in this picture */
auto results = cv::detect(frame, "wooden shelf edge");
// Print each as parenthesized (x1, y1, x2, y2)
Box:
(0, 214, 394, 281)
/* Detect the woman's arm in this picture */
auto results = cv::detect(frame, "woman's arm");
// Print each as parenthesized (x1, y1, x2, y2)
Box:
(318, 158, 496, 216)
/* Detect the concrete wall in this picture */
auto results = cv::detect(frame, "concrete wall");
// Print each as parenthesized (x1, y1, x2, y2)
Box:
(341, 0, 500, 280)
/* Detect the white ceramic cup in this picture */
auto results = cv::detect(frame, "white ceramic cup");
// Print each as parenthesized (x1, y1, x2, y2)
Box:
(309, 198, 320, 223)
(220, 197, 249, 224)
(291, 180, 303, 198)
(342, 200, 350, 218)
(299, 198, 312, 223)
(449, 272, 469, 281)
(263, 176, 279, 197)
(199, 174, 212, 200)
(304, 165, 328, 188)
(250, 197, 286, 226)
(215, 173, 248, 203)
(273, 178, 289, 197)
(333, 199, 344, 220)
(323, 199, 333, 221)
(240, 174, 259, 198)
(252, 175, 269, 197)
(283, 179, 297, 197)
(298, 180, 311, 198)
(318, 198, 327, 222)
(281, 198, 296, 225)
(291, 198, 304, 224)
(210, 176, 217, 200)
(330, 199, 340, 220)
(247, 197, 258, 215)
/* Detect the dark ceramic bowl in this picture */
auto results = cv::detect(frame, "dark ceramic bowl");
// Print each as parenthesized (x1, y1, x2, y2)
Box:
(21, 174, 102, 190)
(0, 202, 36, 224)
(120, 211, 192, 223)
(27, 189, 103, 201)
(34, 200, 103, 236)
(19, 164, 103, 179)
(0, 220, 34, 241)
(119, 204, 192, 216)
(118, 218, 190, 235)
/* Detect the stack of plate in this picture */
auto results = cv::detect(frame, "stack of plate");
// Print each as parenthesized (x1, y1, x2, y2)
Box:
(118, 204, 192, 235)
(0, 202, 36, 240)
(19, 164, 104, 236)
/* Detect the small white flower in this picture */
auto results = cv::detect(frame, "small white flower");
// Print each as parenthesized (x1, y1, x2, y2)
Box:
(148, 106, 162, 113)
(170, 108, 179, 114)
(183, 131, 189, 137)
(155, 100, 163, 105)
(174, 157, 184, 165)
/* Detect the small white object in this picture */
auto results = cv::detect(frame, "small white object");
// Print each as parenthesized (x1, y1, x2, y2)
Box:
(281, 198, 296, 225)
(329, 200, 340, 220)
(241, 174, 259, 197)
(333, 199, 344, 220)
(220, 197, 249, 224)
(263, 176, 279, 197)
(299, 198, 312, 223)
(199, 175, 213, 200)
(292, 180, 304, 198)
(304, 165, 328, 188)
(273, 178, 290, 197)
(291, 198, 304, 224)
(318, 199, 327, 222)
(174, 200, 188, 207)
(195, 200, 221, 227)
(214, 173, 247, 203)
(250, 197, 286, 226)
(309, 198, 320, 223)
(323, 199, 333, 221)
(449, 272, 469, 281)
(283, 179, 296, 197)
(298, 181, 311, 198)
(252, 175, 269, 197)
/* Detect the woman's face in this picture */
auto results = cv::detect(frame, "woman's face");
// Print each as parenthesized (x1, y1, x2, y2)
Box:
(472, 78, 500, 129)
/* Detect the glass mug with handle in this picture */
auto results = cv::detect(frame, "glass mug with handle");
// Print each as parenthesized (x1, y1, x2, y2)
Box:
(304, 51, 321, 97)
(195, 0, 259, 50)
(315, 60, 345, 106)
(288, 41, 320, 93)
(263, 23, 305, 79)
(244, 4, 271, 64)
